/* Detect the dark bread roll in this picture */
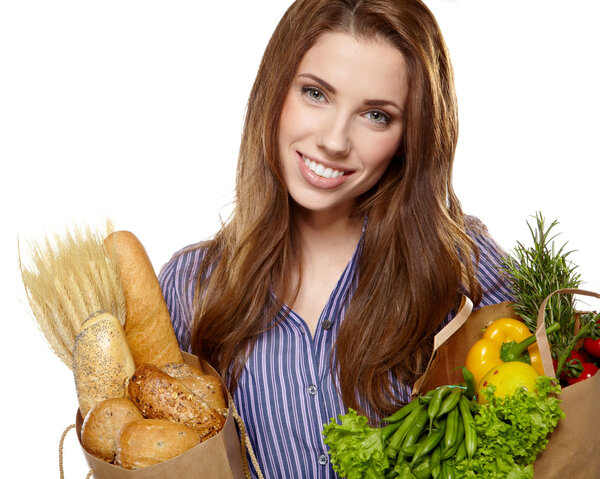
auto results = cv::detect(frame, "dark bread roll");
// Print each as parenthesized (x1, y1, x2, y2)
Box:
(128, 364, 225, 440)
(160, 362, 228, 415)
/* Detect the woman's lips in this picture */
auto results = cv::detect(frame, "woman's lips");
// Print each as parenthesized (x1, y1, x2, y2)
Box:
(296, 152, 353, 189)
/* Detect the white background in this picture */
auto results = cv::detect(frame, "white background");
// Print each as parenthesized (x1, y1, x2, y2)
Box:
(2, 0, 599, 476)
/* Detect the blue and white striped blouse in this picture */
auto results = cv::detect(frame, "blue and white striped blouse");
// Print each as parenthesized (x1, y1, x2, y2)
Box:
(158, 222, 513, 478)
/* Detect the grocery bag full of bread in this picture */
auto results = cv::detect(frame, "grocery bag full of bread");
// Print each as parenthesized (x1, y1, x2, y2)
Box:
(21, 226, 245, 478)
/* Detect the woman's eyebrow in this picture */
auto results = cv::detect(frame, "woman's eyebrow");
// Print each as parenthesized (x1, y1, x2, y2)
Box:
(298, 73, 336, 94)
(364, 98, 403, 114)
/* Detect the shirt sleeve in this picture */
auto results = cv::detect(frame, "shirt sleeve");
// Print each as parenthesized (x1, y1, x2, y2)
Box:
(469, 223, 514, 308)
(158, 244, 205, 353)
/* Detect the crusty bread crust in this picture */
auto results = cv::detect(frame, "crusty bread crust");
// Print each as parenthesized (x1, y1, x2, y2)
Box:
(81, 397, 143, 462)
(115, 419, 201, 469)
(161, 362, 228, 415)
(73, 311, 136, 418)
(128, 364, 225, 441)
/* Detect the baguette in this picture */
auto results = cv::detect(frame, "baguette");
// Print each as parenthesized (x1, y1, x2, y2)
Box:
(104, 231, 183, 367)
(73, 311, 136, 418)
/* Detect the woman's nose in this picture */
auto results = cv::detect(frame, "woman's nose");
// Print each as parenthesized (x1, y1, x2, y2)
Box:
(317, 112, 351, 158)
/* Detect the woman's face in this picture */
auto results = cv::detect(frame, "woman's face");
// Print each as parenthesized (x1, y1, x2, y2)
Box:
(278, 32, 409, 217)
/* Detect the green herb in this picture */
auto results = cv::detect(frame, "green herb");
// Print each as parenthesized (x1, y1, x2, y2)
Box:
(322, 409, 389, 478)
(454, 376, 564, 478)
(499, 212, 581, 351)
(499, 212, 600, 378)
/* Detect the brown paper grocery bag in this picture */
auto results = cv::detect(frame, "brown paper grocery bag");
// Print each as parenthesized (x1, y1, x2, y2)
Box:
(413, 289, 600, 478)
(76, 352, 247, 479)
(532, 288, 600, 478)
(412, 297, 519, 396)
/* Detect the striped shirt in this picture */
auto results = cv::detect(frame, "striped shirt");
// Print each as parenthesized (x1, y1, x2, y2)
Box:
(158, 221, 513, 478)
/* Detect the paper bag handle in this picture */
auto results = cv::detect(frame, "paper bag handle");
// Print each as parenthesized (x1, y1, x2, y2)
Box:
(536, 288, 600, 377)
(433, 296, 474, 351)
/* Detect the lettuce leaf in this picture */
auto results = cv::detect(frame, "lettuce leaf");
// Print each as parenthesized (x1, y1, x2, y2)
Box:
(454, 376, 564, 478)
(322, 409, 389, 478)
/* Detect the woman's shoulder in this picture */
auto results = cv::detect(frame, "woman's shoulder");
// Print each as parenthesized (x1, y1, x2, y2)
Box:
(464, 215, 514, 305)
(465, 215, 504, 255)
(158, 240, 211, 292)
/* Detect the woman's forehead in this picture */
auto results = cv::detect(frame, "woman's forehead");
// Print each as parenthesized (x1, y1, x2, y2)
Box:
(295, 32, 409, 103)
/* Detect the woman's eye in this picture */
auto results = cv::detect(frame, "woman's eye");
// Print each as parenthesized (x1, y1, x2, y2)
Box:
(302, 86, 326, 103)
(364, 110, 391, 125)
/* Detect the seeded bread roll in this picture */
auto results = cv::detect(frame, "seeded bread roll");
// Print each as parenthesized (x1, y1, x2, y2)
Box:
(115, 419, 201, 469)
(128, 364, 225, 441)
(103, 231, 183, 367)
(161, 362, 227, 415)
(73, 311, 136, 418)
(81, 398, 143, 462)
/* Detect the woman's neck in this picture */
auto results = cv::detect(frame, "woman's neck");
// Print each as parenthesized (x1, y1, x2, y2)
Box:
(292, 203, 363, 258)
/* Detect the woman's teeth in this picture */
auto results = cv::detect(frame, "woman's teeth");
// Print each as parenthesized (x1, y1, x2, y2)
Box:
(303, 156, 345, 179)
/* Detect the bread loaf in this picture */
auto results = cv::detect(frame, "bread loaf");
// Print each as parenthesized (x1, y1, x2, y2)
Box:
(103, 231, 182, 367)
(73, 311, 136, 418)
(161, 362, 227, 415)
(81, 398, 143, 462)
(128, 364, 225, 441)
(115, 419, 201, 469)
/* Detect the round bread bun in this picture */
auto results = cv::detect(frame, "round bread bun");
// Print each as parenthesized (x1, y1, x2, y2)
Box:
(115, 419, 201, 469)
(81, 397, 143, 462)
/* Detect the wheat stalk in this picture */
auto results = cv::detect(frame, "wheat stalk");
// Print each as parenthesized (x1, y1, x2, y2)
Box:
(19, 221, 126, 369)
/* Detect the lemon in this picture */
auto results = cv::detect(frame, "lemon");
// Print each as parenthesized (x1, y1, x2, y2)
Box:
(477, 361, 539, 403)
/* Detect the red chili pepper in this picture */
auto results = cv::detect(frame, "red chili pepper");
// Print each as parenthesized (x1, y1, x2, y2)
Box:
(566, 362, 599, 385)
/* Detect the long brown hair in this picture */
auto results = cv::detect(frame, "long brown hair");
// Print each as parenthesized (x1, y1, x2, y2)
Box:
(190, 0, 482, 419)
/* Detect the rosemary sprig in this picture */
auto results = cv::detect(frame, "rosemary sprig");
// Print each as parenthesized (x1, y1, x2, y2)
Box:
(499, 212, 582, 353)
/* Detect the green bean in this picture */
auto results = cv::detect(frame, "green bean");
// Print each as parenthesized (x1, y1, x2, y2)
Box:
(437, 387, 463, 418)
(400, 408, 430, 450)
(411, 457, 431, 479)
(458, 396, 477, 459)
(441, 417, 463, 459)
(427, 387, 448, 427)
(396, 444, 417, 461)
(382, 421, 402, 442)
(412, 418, 446, 463)
(430, 445, 442, 479)
(386, 402, 426, 459)
(383, 396, 426, 423)
(441, 460, 456, 479)
(462, 367, 477, 400)
(454, 439, 467, 463)
(442, 407, 459, 451)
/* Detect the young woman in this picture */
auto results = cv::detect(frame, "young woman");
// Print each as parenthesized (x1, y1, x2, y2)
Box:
(159, 0, 512, 476)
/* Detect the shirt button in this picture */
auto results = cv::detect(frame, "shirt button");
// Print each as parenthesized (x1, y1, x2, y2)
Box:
(322, 319, 332, 330)
(318, 454, 328, 465)
(307, 384, 318, 396)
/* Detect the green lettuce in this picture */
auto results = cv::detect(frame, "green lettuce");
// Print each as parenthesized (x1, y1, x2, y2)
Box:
(322, 409, 389, 478)
(454, 376, 565, 478)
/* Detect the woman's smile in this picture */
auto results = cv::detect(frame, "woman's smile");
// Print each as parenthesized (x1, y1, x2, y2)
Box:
(296, 151, 354, 189)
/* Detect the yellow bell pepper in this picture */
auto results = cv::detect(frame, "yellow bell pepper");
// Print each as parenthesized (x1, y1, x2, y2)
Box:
(465, 317, 549, 387)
